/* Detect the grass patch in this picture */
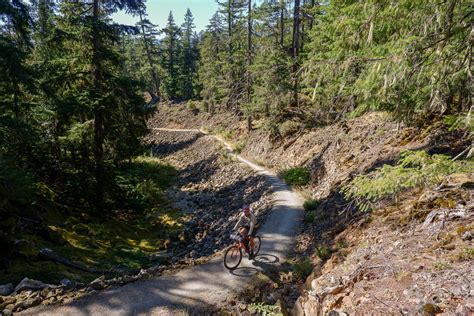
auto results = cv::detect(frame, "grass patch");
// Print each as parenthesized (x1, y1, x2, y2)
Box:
(293, 258, 313, 279)
(304, 211, 316, 223)
(335, 239, 348, 250)
(213, 126, 234, 140)
(279, 167, 311, 186)
(455, 247, 474, 261)
(233, 140, 246, 154)
(315, 245, 332, 260)
(433, 261, 453, 270)
(303, 199, 319, 211)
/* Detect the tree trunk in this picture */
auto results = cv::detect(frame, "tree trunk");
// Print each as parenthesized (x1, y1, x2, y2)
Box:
(292, 0, 300, 107)
(247, 0, 252, 131)
(139, 10, 160, 97)
(92, 0, 104, 212)
(279, 1, 284, 48)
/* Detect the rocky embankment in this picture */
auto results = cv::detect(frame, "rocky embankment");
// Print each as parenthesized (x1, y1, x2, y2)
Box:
(149, 104, 473, 314)
(0, 125, 274, 315)
(145, 129, 274, 259)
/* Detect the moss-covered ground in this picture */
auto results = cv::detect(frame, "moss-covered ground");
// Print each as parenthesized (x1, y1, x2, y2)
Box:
(1, 156, 187, 285)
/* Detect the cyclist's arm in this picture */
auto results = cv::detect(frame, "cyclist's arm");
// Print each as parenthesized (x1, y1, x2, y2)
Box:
(233, 214, 243, 231)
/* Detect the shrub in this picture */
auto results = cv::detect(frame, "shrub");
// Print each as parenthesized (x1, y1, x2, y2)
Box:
(249, 302, 282, 316)
(315, 245, 332, 260)
(456, 248, 474, 261)
(279, 167, 311, 186)
(342, 150, 474, 211)
(303, 199, 319, 211)
(186, 100, 198, 112)
(304, 211, 316, 223)
(335, 239, 348, 250)
(279, 120, 300, 137)
(233, 141, 246, 154)
(293, 258, 313, 279)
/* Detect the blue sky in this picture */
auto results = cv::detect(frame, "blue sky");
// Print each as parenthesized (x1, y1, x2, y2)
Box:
(112, 0, 219, 32)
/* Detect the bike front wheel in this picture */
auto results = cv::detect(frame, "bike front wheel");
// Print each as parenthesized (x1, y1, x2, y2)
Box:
(252, 236, 261, 257)
(224, 245, 242, 270)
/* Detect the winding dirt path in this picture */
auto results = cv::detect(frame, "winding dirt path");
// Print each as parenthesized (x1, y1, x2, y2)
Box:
(26, 129, 304, 316)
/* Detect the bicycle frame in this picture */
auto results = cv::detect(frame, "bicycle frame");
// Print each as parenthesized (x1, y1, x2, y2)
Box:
(234, 235, 255, 253)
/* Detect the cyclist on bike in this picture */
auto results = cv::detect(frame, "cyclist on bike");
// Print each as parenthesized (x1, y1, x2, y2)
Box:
(233, 205, 257, 259)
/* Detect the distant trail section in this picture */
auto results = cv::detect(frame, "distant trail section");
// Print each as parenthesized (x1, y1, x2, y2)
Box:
(26, 128, 304, 316)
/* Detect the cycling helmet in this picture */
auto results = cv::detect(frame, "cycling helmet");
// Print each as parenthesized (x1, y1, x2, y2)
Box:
(242, 205, 250, 215)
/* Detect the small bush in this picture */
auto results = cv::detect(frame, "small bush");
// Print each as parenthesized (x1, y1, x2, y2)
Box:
(279, 120, 300, 137)
(315, 245, 332, 260)
(233, 141, 246, 154)
(279, 167, 311, 186)
(335, 239, 348, 250)
(304, 211, 316, 223)
(293, 258, 313, 279)
(249, 302, 282, 316)
(303, 199, 319, 211)
(186, 100, 198, 112)
(456, 247, 474, 261)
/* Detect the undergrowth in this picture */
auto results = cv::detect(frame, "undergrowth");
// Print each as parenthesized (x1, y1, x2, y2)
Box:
(279, 167, 311, 186)
(342, 150, 473, 211)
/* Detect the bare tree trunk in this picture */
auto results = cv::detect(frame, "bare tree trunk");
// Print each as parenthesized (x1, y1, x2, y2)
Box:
(247, 0, 252, 131)
(139, 10, 160, 97)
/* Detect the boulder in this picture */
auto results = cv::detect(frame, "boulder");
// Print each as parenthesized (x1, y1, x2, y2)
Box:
(60, 279, 74, 287)
(89, 276, 106, 291)
(14, 278, 49, 293)
(2, 308, 13, 316)
(304, 295, 322, 316)
(0, 283, 14, 296)
(292, 297, 305, 316)
(13, 296, 41, 312)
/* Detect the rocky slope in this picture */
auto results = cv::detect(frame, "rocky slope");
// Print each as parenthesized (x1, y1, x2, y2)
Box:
(149, 104, 473, 314)
(145, 129, 274, 259)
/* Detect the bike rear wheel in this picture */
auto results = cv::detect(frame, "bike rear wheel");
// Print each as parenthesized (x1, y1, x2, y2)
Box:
(252, 236, 261, 257)
(224, 245, 242, 269)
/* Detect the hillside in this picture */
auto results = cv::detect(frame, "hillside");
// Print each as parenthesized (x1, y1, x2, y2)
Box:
(149, 105, 473, 314)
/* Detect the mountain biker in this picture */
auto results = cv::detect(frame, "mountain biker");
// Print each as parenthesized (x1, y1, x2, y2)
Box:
(233, 205, 257, 259)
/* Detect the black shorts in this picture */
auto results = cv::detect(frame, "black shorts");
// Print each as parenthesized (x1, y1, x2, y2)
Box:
(243, 225, 258, 237)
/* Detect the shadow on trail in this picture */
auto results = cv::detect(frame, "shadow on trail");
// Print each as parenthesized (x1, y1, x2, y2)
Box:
(230, 267, 259, 277)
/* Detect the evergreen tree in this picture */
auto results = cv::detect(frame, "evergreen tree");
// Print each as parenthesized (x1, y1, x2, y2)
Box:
(160, 11, 182, 101)
(138, 4, 160, 97)
(181, 8, 197, 100)
(198, 12, 226, 113)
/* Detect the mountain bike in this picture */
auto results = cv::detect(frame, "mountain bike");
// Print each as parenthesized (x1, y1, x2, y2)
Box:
(224, 233, 261, 270)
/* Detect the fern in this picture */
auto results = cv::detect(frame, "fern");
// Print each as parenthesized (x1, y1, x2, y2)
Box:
(342, 150, 473, 211)
(249, 302, 283, 316)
